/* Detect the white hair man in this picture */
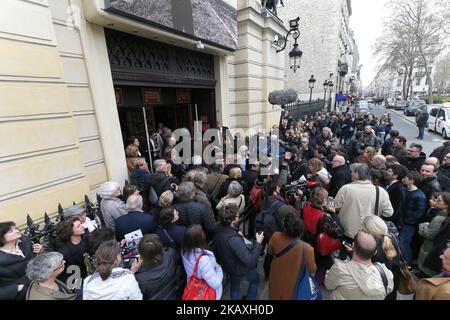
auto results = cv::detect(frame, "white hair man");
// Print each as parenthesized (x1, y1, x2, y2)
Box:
(99, 181, 127, 229)
(335, 163, 393, 239)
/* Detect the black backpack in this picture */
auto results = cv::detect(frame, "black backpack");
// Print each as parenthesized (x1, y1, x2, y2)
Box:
(254, 200, 284, 243)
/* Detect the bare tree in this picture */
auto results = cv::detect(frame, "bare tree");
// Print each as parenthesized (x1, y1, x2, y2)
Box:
(391, 0, 447, 104)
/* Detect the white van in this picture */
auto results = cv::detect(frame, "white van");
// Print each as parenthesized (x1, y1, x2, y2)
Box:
(428, 104, 450, 139)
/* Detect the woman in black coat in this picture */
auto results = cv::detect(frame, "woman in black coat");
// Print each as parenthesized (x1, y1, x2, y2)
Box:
(0, 221, 43, 300)
(54, 217, 87, 287)
(134, 234, 181, 300)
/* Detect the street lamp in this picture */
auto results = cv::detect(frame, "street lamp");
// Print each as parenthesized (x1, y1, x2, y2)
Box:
(308, 75, 316, 102)
(323, 80, 329, 110)
(273, 17, 303, 72)
(328, 81, 334, 112)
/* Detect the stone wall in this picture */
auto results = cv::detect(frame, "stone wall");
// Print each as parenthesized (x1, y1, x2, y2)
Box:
(227, 0, 287, 131)
(0, 0, 92, 224)
(278, 0, 351, 105)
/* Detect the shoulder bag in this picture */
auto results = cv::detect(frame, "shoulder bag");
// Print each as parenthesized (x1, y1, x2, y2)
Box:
(182, 254, 216, 300)
(293, 243, 322, 300)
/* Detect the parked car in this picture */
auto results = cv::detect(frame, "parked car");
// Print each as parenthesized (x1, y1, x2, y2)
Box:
(404, 100, 426, 116)
(395, 100, 408, 110)
(386, 98, 396, 109)
(427, 105, 450, 139)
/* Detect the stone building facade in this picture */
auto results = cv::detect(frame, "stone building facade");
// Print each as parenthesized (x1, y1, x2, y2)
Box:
(0, 0, 286, 224)
(278, 0, 358, 106)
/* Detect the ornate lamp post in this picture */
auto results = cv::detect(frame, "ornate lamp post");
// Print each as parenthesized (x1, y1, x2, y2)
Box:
(323, 80, 329, 110)
(273, 17, 303, 72)
(328, 81, 334, 112)
(308, 75, 316, 102)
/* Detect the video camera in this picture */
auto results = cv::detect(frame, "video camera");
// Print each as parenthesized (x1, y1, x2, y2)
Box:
(281, 180, 321, 198)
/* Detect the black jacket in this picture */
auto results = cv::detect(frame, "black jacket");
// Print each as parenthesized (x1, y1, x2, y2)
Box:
(174, 200, 217, 239)
(419, 176, 442, 204)
(381, 137, 395, 156)
(0, 235, 34, 300)
(430, 143, 450, 162)
(148, 172, 178, 197)
(134, 248, 180, 300)
(329, 165, 352, 197)
(242, 169, 259, 191)
(218, 178, 249, 199)
(386, 181, 406, 227)
(155, 224, 187, 252)
(401, 152, 426, 172)
(114, 211, 158, 242)
(55, 239, 87, 285)
(437, 166, 450, 192)
(212, 225, 262, 277)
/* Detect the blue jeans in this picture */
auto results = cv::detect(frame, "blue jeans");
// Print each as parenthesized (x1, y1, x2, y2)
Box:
(399, 225, 417, 265)
(418, 126, 425, 139)
(379, 132, 386, 144)
(230, 269, 260, 300)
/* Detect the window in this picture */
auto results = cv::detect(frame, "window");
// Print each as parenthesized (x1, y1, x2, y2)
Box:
(438, 109, 446, 120)
(416, 78, 422, 85)
(397, 78, 402, 86)
(427, 67, 432, 74)
(430, 108, 439, 117)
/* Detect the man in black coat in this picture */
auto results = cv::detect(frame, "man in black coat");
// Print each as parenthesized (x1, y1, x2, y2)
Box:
(213, 205, 264, 300)
(401, 143, 426, 172)
(114, 194, 158, 242)
(173, 182, 217, 240)
(381, 130, 399, 156)
(430, 142, 450, 162)
(148, 159, 179, 197)
(384, 164, 407, 227)
(329, 155, 352, 197)
(419, 163, 442, 210)
(437, 152, 450, 192)
(242, 161, 259, 191)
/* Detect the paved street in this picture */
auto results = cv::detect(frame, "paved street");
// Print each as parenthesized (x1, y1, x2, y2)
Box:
(370, 104, 446, 155)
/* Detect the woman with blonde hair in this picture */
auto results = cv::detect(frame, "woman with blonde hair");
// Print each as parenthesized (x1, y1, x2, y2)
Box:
(125, 144, 142, 180)
(307, 158, 330, 187)
(362, 215, 400, 300)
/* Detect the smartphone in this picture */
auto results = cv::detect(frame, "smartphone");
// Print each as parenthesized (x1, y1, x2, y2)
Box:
(342, 241, 352, 250)
(328, 196, 335, 205)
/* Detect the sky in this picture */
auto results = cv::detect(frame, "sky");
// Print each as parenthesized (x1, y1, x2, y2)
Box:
(350, 0, 390, 88)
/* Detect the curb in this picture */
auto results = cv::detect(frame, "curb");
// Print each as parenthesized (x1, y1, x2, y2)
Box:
(389, 108, 416, 125)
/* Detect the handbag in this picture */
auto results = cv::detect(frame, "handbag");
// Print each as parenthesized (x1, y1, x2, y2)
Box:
(391, 235, 417, 295)
(182, 254, 216, 300)
(293, 243, 322, 300)
(316, 214, 342, 256)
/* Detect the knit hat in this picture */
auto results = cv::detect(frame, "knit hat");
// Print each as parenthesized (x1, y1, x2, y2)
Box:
(63, 204, 85, 220)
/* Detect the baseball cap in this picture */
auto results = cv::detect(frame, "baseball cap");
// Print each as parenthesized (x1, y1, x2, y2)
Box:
(63, 204, 85, 220)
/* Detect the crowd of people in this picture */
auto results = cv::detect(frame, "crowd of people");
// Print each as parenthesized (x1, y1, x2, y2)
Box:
(1, 109, 449, 301)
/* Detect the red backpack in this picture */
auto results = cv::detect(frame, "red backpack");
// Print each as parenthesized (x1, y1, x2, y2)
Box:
(182, 254, 216, 300)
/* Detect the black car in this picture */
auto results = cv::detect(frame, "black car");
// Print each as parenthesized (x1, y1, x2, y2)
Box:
(404, 101, 426, 116)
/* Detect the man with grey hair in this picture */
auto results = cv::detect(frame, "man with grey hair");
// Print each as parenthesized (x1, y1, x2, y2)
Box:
(114, 194, 157, 242)
(174, 181, 217, 239)
(325, 231, 394, 300)
(335, 163, 393, 239)
(148, 159, 179, 197)
(99, 181, 127, 229)
(216, 181, 245, 214)
(193, 170, 215, 220)
(26, 252, 77, 300)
